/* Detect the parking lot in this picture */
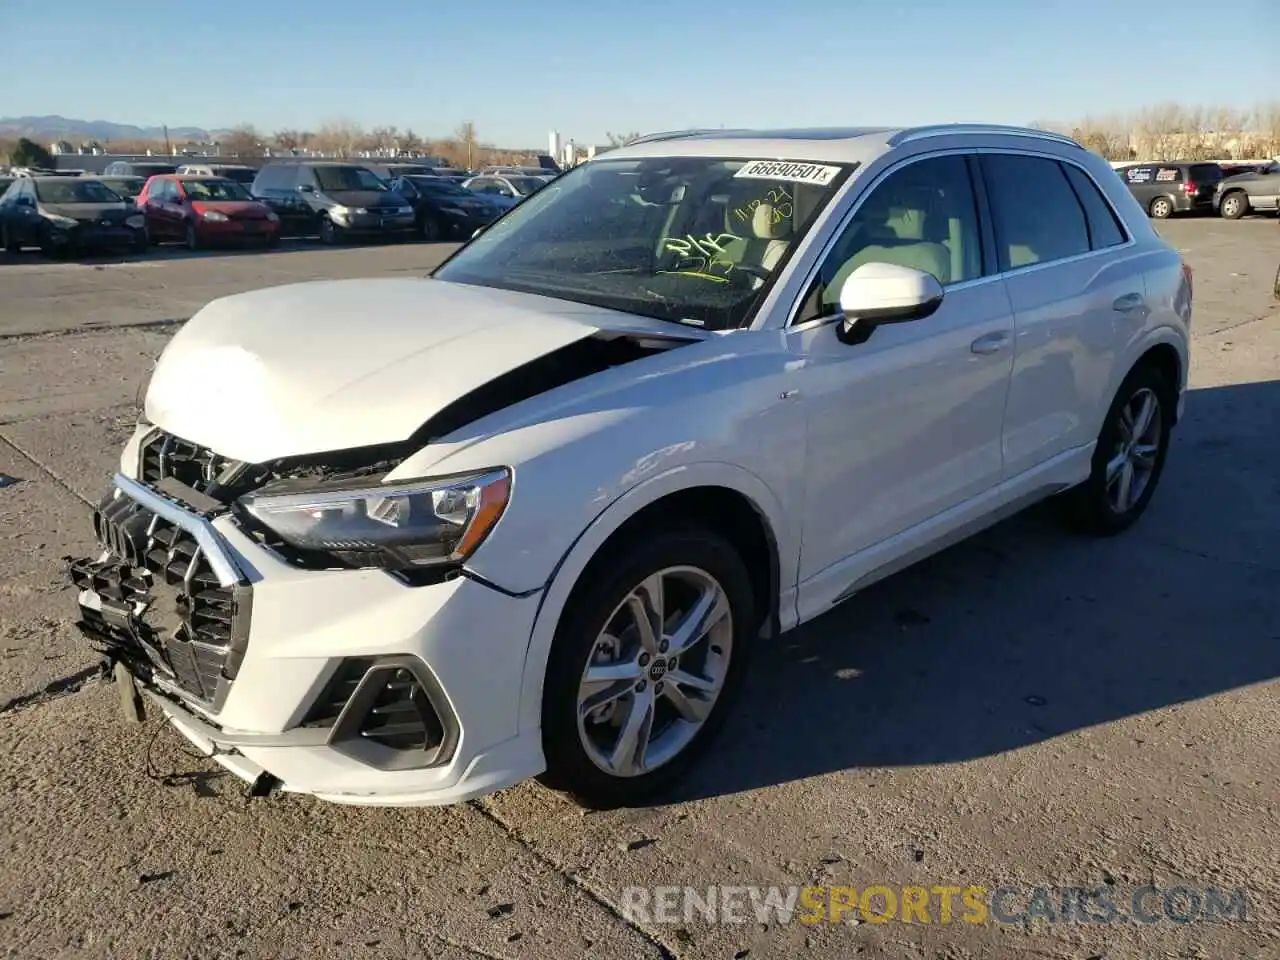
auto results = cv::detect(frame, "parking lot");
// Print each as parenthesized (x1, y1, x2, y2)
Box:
(1, 218, 1278, 958)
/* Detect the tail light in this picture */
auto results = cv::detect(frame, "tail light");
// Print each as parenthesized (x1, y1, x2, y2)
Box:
(1183, 182, 1197, 195)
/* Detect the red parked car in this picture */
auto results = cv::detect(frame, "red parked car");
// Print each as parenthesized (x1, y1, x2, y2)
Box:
(137, 175, 281, 249)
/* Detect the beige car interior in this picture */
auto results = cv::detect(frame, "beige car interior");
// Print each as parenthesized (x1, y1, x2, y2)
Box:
(715, 202, 793, 273)
(820, 173, 984, 306)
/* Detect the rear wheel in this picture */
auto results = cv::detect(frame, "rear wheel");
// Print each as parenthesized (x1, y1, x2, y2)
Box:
(1219, 191, 1249, 220)
(538, 524, 756, 809)
(420, 216, 443, 241)
(132, 229, 148, 255)
(1148, 196, 1174, 219)
(1059, 364, 1175, 536)
(1, 224, 19, 254)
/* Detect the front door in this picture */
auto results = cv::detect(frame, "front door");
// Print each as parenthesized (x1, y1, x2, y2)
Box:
(787, 153, 1014, 621)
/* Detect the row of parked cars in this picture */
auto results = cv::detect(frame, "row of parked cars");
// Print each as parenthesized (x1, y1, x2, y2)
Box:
(0, 159, 560, 257)
(1115, 159, 1280, 220)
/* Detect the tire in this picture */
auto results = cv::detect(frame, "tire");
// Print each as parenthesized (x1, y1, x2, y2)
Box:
(265, 233, 281, 249)
(1, 224, 19, 254)
(1273, 261, 1280, 302)
(185, 222, 199, 251)
(538, 524, 756, 809)
(1219, 191, 1248, 220)
(318, 215, 339, 245)
(420, 216, 443, 241)
(1148, 196, 1174, 220)
(131, 230, 148, 255)
(1058, 364, 1175, 536)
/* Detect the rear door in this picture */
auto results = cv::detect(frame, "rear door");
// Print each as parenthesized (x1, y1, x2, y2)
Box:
(980, 152, 1142, 479)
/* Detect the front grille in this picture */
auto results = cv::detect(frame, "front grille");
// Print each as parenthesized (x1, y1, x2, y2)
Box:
(71, 498, 249, 708)
(140, 429, 235, 495)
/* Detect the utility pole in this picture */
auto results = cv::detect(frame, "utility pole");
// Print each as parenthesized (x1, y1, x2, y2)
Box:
(163, 124, 171, 156)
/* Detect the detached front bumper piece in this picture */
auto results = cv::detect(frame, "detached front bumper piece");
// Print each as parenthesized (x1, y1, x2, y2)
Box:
(69, 466, 546, 806)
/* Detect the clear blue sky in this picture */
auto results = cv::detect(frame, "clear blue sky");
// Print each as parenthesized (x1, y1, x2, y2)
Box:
(3, 0, 1275, 147)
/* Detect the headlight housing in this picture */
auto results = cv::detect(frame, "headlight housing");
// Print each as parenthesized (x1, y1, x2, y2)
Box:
(265, 210, 280, 222)
(47, 213, 78, 228)
(125, 214, 145, 228)
(201, 210, 229, 222)
(239, 469, 512, 570)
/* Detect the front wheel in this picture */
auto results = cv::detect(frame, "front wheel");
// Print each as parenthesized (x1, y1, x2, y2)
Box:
(1, 224, 19, 254)
(420, 216, 443, 241)
(185, 222, 200, 251)
(1058, 364, 1175, 535)
(1219, 191, 1248, 220)
(538, 525, 756, 809)
(318, 215, 339, 245)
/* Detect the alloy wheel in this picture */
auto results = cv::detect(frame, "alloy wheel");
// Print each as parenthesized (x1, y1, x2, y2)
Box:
(1222, 195, 1244, 219)
(1150, 198, 1172, 219)
(1106, 387, 1163, 514)
(576, 565, 733, 778)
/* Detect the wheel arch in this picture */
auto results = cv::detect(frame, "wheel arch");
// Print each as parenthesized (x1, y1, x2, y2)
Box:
(514, 463, 789, 736)
(1104, 332, 1187, 433)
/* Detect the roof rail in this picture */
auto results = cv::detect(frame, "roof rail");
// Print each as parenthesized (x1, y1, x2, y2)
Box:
(625, 129, 743, 146)
(889, 124, 1083, 149)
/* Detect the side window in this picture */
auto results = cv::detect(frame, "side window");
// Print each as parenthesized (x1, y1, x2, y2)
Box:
(1061, 164, 1127, 250)
(982, 154, 1089, 270)
(1154, 167, 1181, 183)
(808, 154, 982, 310)
(1124, 166, 1155, 184)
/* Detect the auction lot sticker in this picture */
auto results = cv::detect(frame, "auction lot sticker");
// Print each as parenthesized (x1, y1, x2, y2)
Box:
(735, 160, 842, 185)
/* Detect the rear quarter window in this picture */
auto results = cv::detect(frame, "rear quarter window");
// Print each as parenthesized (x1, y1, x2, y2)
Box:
(1062, 164, 1128, 250)
(1189, 164, 1223, 182)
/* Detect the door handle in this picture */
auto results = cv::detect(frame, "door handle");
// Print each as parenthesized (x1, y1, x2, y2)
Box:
(1112, 292, 1144, 313)
(970, 331, 1010, 355)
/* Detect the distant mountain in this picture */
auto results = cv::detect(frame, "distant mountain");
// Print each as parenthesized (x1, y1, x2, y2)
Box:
(0, 115, 211, 143)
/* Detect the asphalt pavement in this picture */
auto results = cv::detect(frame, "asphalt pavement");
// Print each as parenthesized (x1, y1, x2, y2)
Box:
(1, 222, 1277, 959)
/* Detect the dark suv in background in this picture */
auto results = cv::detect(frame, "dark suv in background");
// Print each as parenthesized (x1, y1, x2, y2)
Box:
(250, 162, 416, 243)
(1115, 161, 1223, 219)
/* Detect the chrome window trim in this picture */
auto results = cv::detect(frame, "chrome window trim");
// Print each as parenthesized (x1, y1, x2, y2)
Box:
(779, 145, 1139, 331)
(111, 472, 246, 587)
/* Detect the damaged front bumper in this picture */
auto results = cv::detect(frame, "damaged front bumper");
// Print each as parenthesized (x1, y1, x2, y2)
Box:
(69, 469, 547, 806)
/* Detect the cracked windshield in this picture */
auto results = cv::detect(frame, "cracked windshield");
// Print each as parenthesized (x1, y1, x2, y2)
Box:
(435, 157, 852, 329)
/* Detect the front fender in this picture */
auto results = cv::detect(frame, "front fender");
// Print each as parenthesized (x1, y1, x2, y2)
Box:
(507, 459, 792, 737)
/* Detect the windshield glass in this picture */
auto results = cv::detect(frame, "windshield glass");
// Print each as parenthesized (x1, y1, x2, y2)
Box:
(508, 176, 549, 195)
(315, 166, 388, 192)
(408, 177, 469, 197)
(435, 156, 852, 330)
(133, 165, 176, 176)
(1189, 164, 1222, 182)
(101, 177, 144, 198)
(182, 178, 252, 201)
(34, 179, 123, 204)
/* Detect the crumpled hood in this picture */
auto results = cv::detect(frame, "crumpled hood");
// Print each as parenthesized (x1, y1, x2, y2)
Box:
(144, 278, 667, 463)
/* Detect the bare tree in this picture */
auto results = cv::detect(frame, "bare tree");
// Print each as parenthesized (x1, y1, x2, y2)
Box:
(606, 131, 642, 147)
(222, 124, 266, 158)
(272, 129, 306, 154)
(455, 122, 478, 169)
(314, 119, 364, 158)
(401, 128, 423, 156)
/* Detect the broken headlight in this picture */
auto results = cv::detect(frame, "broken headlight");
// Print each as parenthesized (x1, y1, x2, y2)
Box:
(240, 469, 511, 569)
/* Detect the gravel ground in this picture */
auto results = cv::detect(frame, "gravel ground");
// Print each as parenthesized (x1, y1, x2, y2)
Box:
(1, 221, 1277, 959)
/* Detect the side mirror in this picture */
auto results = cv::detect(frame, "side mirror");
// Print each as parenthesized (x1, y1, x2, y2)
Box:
(836, 262, 944, 345)
(297, 184, 315, 194)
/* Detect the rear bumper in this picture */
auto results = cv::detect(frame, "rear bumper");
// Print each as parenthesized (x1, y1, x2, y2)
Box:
(197, 219, 280, 240)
